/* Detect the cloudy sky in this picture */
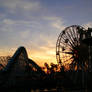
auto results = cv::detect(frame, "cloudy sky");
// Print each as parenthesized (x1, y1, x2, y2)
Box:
(0, 0, 92, 66)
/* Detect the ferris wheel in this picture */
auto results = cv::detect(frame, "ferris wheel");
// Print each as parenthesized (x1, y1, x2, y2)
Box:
(56, 25, 89, 70)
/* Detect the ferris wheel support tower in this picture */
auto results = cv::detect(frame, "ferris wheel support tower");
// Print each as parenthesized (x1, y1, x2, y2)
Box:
(81, 28, 92, 72)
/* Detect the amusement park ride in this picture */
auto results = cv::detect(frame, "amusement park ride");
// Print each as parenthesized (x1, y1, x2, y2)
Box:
(0, 25, 92, 89)
(56, 25, 92, 72)
(56, 25, 92, 89)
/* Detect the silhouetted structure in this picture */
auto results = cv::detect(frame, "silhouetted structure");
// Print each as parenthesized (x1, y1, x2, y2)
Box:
(56, 25, 89, 71)
(0, 25, 92, 91)
(0, 47, 47, 88)
(56, 25, 92, 90)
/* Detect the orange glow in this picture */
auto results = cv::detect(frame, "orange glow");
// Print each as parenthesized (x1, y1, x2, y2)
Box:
(0, 46, 57, 67)
(0, 44, 73, 69)
(0, 46, 74, 69)
(27, 48, 57, 66)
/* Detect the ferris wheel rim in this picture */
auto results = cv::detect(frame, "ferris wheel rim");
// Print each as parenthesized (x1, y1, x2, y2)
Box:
(56, 25, 87, 68)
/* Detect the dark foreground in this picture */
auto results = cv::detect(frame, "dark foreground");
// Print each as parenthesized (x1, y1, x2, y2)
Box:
(1, 87, 92, 92)
(0, 47, 92, 92)
(1, 71, 92, 92)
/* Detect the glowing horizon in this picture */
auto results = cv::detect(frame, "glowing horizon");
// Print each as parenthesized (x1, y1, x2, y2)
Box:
(0, 46, 57, 66)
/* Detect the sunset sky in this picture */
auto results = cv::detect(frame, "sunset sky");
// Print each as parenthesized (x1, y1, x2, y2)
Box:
(0, 0, 92, 66)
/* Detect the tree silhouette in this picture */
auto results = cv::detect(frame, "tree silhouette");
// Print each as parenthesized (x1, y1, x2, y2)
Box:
(44, 62, 50, 74)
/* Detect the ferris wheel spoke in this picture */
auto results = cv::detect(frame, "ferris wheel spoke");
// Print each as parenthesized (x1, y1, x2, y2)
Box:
(63, 34, 75, 48)
(72, 27, 76, 38)
(61, 46, 73, 52)
(63, 57, 73, 63)
(70, 60, 76, 67)
(67, 30, 77, 47)
(69, 28, 76, 41)
(62, 51, 73, 54)
(61, 56, 73, 63)
(76, 28, 81, 45)
(73, 28, 79, 46)
(65, 32, 76, 47)
(73, 27, 78, 41)
(71, 28, 79, 46)
(59, 42, 73, 51)
(69, 30, 78, 46)
(61, 55, 72, 59)
(60, 40, 73, 50)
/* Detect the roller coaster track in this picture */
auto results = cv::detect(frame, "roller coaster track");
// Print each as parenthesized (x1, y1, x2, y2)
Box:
(0, 46, 46, 87)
